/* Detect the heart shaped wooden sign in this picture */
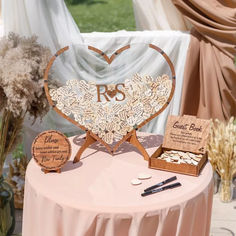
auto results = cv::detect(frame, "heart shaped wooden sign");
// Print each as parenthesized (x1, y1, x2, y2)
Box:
(44, 44, 175, 162)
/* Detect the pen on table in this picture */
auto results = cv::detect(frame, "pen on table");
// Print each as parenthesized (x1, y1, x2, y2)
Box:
(144, 176, 177, 192)
(141, 182, 181, 197)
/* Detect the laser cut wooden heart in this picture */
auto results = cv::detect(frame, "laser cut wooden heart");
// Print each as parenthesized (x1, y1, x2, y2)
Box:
(44, 44, 176, 161)
(107, 89, 117, 98)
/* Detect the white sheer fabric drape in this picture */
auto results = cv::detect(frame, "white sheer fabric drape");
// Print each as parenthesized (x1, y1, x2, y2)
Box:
(1, 0, 190, 157)
(132, 0, 191, 31)
(0, 0, 3, 36)
(2, 0, 84, 48)
(0, 0, 1, 23)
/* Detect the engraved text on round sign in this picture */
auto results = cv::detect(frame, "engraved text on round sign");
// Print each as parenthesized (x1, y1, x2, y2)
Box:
(32, 130, 71, 171)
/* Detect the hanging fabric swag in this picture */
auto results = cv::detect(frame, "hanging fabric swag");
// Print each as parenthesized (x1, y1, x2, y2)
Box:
(172, 0, 236, 121)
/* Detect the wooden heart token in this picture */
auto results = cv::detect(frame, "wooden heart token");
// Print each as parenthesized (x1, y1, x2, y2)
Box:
(32, 130, 71, 173)
(107, 89, 117, 98)
(131, 179, 142, 185)
(138, 173, 152, 180)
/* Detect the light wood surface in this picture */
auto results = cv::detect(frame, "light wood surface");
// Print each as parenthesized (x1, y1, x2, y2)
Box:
(32, 130, 71, 173)
(163, 115, 210, 153)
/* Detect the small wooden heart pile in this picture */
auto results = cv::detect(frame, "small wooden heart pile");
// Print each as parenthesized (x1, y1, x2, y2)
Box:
(44, 44, 175, 154)
(49, 73, 172, 145)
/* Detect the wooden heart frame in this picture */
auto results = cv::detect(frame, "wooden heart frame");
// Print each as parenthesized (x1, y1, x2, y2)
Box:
(44, 44, 176, 162)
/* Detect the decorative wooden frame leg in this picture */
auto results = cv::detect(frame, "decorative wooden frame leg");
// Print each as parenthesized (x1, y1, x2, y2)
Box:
(42, 169, 61, 174)
(126, 131, 150, 161)
(73, 132, 97, 163)
(73, 130, 149, 163)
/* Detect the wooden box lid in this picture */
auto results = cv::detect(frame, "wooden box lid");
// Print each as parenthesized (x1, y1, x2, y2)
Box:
(162, 115, 210, 154)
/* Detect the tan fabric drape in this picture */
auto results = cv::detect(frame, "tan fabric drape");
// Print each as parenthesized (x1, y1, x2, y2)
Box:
(172, 0, 236, 121)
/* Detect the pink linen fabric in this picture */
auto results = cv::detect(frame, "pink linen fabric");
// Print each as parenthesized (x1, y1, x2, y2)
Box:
(23, 133, 213, 236)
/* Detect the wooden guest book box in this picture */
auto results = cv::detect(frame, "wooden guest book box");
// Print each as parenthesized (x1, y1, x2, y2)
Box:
(149, 115, 210, 176)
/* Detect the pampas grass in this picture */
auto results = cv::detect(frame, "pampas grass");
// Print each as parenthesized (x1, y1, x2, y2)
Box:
(0, 33, 51, 176)
(207, 117, 236, 202)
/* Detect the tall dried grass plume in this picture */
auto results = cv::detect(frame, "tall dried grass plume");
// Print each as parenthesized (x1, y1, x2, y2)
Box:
(0, 33, 52, 176)
(207, 117, 236, 202)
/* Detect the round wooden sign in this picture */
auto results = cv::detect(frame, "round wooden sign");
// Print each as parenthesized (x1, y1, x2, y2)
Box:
(32, 130, 71, 172)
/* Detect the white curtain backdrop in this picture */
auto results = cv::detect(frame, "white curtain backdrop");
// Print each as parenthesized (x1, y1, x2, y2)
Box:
(0, 1, 3, 36)
(2, 0, 84, 48)
(132, 0, 191, 31)
(1, 0, 190, 157)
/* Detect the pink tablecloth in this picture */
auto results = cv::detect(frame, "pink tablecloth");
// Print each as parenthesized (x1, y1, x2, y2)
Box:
(23, 133, 213, 236)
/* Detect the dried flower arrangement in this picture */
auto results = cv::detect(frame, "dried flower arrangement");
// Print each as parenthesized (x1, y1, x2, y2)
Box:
(6, 144, 28, 209)
(0, 33, 51, 177)
(207, 117, 236, 202)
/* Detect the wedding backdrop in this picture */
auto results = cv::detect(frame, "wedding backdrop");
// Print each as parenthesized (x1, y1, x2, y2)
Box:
(1, 0, 191, 157)
(134, 0, 236, 121)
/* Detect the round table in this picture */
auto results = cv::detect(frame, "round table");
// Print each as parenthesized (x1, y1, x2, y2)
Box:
(22, 133, 213, 236)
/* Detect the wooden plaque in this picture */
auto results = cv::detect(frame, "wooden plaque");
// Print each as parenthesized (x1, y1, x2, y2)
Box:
(32, 130, 71, 173)
(163, 115, 210, 154)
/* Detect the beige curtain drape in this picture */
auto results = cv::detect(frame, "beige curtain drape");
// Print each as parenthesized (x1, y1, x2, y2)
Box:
(0, 0, 2, 24)
(132, 0, 191, 31)
(0, 1, 4, 37)
(172, 0, 236, 121)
